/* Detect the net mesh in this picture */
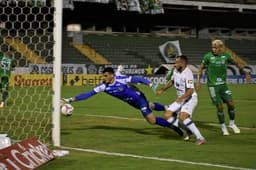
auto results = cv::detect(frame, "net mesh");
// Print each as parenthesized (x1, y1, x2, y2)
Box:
(0, 0, 54, 145)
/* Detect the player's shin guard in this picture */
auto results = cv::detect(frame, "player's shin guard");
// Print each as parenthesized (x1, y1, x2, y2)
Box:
(228, 108, 235, 120)
(217, 111, 225, 124)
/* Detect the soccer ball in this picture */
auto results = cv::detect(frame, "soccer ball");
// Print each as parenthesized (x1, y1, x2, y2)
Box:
(61, 103, 74, 116)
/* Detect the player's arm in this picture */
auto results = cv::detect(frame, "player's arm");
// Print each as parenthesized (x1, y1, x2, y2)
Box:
(62, 83, 105, 104)
(231, 60, 251, 82)
(149, 67, 175, 93)
(130, 76, 158, 93)
(62, 90, 97, 103)
(196, 63, 206, 90)
(165, 67, 175, 81)
(130, 76, 156, 88)
(176, 88, 194, 104)
(156, 80, 173, 96)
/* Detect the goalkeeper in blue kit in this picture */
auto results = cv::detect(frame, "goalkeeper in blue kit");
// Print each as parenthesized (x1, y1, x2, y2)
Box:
(62, 67, 184, 136)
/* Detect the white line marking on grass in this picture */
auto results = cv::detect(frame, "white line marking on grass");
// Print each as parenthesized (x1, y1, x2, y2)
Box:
(84, 114, 255, 130)
(85, 114, 142, 121)
(60, 146, 255, 170)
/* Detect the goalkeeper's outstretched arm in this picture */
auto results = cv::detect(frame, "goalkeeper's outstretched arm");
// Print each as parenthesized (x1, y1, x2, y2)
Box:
(62, 90, 97, 104)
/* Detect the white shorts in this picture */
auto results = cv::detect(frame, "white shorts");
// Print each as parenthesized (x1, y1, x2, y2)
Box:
(166, 95, 198, 116)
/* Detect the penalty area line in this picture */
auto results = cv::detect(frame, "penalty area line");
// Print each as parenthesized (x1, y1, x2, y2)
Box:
(60, 146, 255, 170)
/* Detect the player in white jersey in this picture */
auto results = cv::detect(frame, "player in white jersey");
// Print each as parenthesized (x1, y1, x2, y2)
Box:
(156, 55, 206, 145)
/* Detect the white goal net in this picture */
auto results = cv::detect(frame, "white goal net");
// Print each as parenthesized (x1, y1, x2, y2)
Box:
(0, 0, 57, 145)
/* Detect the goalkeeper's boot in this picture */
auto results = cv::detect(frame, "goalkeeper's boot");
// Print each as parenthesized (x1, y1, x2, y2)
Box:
(229, 123, 240, 134)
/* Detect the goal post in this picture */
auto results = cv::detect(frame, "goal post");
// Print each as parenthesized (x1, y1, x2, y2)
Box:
(52, 0, 63, 147)
(0, 0, 62, 146)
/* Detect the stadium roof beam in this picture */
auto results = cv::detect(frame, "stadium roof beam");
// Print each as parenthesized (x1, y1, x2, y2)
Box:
(161, 0, 256, 13)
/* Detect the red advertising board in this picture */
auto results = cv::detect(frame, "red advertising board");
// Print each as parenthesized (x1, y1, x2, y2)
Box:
(0, 137, 55, 170)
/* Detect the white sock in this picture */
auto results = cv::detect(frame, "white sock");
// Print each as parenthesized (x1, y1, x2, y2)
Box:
(167, 117, 178, 127)
(229, 120, 235, 126)
(183, 118, 204, 140)
(221, 123, 227, 128)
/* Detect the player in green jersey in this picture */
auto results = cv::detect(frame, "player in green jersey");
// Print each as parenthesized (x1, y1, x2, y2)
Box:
(196, 39, 251, 135)
(0, 54, 16, 108)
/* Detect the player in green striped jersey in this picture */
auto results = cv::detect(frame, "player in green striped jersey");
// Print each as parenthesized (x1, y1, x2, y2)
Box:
(196, 39, 251, 135)
(0, 54, 16, 108)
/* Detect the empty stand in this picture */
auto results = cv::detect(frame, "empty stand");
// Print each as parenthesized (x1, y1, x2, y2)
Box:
(225, 39, 256, 64)
(83, 33, 167, 66)
(80, 33, 256, 65)
(5, 37, 47, 64)
(62, 32, 93, 64)
(82, 33, 210, 65)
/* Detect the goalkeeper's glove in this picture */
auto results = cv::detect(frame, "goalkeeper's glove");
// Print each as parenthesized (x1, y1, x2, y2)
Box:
(60, 97, 74, 106)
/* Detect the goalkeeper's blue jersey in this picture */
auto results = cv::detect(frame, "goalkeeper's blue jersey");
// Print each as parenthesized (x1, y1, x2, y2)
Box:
(75, 75, 152, 116)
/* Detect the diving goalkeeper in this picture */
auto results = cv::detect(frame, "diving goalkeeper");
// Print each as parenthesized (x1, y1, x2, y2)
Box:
(62, 67, 184, 136)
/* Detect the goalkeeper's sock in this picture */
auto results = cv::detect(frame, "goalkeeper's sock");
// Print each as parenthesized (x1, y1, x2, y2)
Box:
(155, 117, 170, 127)
(153, 102, 166, 111)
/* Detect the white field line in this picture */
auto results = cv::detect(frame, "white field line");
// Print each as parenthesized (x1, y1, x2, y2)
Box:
(83, 114, 255, 130)
(60, 146, 255, 170)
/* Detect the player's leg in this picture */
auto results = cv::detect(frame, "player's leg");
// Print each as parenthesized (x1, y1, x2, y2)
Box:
(178, 121, 193, 141)
(0, 77, 8, 108)
(222, 85, 240, 134)
(135, 93, 183, 136)
(0, 83, 3, 108)
(208, 86, 228, 135)
(140, 104, 183, 136)
(165, 102, 181, 127)
(164, 102, 184, 136)
(150, 102, 187, 136)
(180, 96, 206, 145)
(226, 100, 240, 133)
(149, 102, 166, 111)
(137, 98, 170, 127)
(1, 83, 9, 107)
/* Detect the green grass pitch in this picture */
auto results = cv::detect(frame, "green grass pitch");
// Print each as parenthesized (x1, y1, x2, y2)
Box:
(40, 84, 256, 170)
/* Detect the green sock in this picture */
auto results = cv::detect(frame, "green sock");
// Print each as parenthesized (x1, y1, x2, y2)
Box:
(217, 111, 225, 124)
(228, 108, 235, 120)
